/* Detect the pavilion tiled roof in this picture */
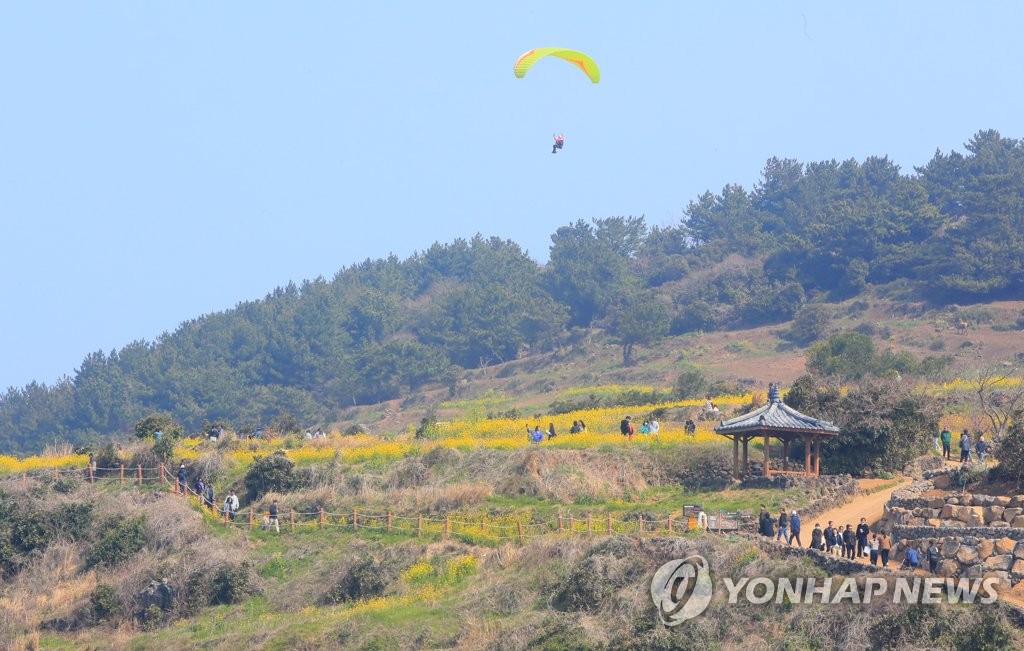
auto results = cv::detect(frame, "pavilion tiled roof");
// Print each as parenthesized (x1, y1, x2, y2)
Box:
(714, 384, 839, 435)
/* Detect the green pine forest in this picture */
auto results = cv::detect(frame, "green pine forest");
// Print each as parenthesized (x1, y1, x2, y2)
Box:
(3, 129, 1024, 454)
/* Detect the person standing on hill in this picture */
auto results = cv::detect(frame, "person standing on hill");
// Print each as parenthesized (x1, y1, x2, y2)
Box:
(869, 534, 880, 566)
(940, 429, 952, 460)
(810, 523, 823, 551)
(976, 434, 988, 461)
(547, 423, 557, 440)
(649, 418, 660, 437)
(176, 463, 187, 495)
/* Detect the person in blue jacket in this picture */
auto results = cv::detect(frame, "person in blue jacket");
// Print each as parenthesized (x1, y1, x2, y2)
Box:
(788, 510, 802, 546)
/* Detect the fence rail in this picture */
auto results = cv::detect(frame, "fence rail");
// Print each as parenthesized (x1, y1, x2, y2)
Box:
(1, 465, 746, 544)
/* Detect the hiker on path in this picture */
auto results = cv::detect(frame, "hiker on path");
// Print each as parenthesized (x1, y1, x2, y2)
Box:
(824, 521, 838, 554)
(927, 540, 941, 574)
(177, 463, 187, 495)
(810, 523, 823, 551)
(776, 509, 789, 542)
(902, 546, 920, 570)
(976, 435, 988, 461)
(203, 482, 215, 511)
(959, 429, 973, 462)
(268, 500, 280, 533)
(842, 525, 856, 559)
(940, 429, 952, 460)
(856, 518, 870, 558)
(759, 505, 774, 538)
(788, 510, 802, 547)
(869, 534, 880, 566)
(878, 531, 892, 567)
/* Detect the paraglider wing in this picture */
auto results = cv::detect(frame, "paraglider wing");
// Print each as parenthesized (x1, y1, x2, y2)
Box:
(513, 47, 600, 83)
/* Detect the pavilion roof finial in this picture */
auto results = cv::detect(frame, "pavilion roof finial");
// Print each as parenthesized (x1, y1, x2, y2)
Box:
(767, 383, 782, 403)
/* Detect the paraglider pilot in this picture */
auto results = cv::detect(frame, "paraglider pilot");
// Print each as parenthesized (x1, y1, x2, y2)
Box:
(552, 133, 565, 154)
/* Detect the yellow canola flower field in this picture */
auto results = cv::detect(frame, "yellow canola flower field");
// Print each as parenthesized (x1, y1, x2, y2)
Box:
(0, 453, 88, 474)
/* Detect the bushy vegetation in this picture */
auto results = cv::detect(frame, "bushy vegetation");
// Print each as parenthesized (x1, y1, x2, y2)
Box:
(86, 516, 147, 568)
(244, 453, 298, 500)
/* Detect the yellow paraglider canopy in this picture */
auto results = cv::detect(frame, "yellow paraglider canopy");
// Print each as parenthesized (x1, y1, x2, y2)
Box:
(513, 47, 600, 83)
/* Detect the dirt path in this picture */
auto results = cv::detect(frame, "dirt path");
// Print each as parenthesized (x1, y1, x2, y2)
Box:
(811, 477, 913, 532)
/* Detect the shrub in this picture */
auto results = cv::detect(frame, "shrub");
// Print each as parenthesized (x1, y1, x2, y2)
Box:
(152, 436, 176, 465)
(134, 413, 183, 440)
(674, 364, 707, 399)
(211, 562, 259, 605)
(91, 583, 120, 622)
(244, 453, 297, 501)
(86, 516, 146, 568)
(321, 557, 394, 604)
(783, 304, 834, 345)
(996, 421, 1024, 489)
(51, 503, 93, 541)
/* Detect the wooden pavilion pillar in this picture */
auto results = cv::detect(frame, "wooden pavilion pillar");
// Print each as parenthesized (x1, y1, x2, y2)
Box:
(763, 434, 771, 478)
(732, 436, 740, 479)
(813, 438, 821, 476)
(741, 436, 749, 477)
(803, 435, 812, 475)
(782, 439, 790, 471)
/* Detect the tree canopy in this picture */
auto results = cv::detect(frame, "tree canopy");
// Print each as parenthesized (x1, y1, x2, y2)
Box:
(3, 130, 1024, 452)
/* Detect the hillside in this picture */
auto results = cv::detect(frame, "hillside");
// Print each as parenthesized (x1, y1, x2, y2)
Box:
(2, 419, 1023, 650)
(4, 129, 1024, 454)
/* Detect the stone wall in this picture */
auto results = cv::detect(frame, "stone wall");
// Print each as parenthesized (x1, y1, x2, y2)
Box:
(881, 470, 1024, 590)
(886, 490, 1024, 529)
(891, 535, 1024, 590)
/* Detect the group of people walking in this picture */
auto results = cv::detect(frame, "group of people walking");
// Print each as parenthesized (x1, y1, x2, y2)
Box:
(936, 428, 989, 462)
(758, 507, 896, 567)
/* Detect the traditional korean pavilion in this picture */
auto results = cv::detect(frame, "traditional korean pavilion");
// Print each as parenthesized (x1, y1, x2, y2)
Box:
(714, 383, 839, 478)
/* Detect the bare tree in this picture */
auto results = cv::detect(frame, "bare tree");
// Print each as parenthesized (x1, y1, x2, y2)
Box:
(969, 365, 1024, 442)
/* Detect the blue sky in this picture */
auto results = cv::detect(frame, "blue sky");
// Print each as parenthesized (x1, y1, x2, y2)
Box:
(1, 1, 1022, 391)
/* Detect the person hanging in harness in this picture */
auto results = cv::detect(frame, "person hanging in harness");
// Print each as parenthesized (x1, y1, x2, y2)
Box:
(552, 133, 565, 154)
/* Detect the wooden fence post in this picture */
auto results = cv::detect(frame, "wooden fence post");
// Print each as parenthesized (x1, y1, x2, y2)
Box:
(587, 513, 592, 536)
(319, 508, 325, 530)
(607, 513, 613, 535)
(160, 464, 167, 484)
(120, 464, 124, 486)
(719, 510, 724, 534)
(517, 519, 524, 545)
(89, 464, 94, 484)
(137, 464, 142, 485)
(387, 511, 392, 533)
(668, 515, 674, 534)
(353, 508, 358, 531)
(445, 514, 451, 539)
(22, 473, 27, 488)
(569, 514, 574, 534)
(481, 514, 486, 533)
(417, 514, 423, 537)
(558, 512, 563, 534)
(290, 509, 295, 532)
(249, 509, 254, 530)
(54, 467, 59, 481)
